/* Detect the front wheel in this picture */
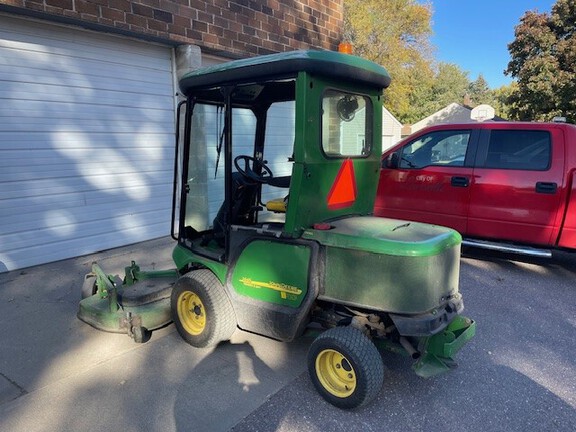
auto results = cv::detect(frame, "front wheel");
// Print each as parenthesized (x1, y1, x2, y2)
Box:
(307, 326, 384, 409)
(171, 269, 237, 348)
(132, 326, 151, 344)
(81, 275, 97, 299)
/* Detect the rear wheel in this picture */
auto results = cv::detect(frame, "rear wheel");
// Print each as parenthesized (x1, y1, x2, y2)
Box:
(171, 270, 237, 348)
(308, 326, 384, 409)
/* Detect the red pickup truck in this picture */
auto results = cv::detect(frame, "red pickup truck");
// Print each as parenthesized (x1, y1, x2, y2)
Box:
(375, 121, 576, 257)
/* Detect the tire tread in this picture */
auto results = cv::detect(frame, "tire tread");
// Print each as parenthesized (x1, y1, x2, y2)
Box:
(308, 326, 384, 409)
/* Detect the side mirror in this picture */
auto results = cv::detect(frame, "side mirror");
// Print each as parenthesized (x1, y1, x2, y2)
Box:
(382, 152, 399, 169)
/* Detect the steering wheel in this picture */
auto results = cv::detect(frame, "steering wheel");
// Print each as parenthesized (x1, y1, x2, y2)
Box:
(234, 155, 274, 183)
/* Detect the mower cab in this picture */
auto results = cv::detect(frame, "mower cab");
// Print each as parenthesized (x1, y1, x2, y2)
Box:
(79, 50, 475, 409)
(169, 51, 475, 408)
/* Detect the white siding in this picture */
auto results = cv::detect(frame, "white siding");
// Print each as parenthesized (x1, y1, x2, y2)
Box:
(0, 15, 175, 272)
(382, 106, 402, 152)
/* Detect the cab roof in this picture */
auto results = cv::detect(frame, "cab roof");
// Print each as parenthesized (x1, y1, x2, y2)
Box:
(179, 50, 391, 96)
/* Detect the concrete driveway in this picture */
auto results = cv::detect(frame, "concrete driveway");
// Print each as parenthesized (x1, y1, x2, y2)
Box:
(0, 237, 309, 432)
(1, 238, 575, 431)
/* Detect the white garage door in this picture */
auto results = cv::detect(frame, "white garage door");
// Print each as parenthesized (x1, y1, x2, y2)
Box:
(0, 15, 176, 272)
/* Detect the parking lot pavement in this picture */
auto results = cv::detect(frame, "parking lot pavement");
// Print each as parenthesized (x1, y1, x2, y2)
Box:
(1, 239, 575, 432)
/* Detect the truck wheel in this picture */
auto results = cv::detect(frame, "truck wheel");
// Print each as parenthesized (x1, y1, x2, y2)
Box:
(171, 269, 237, 348)
(307, 326, 384, 409)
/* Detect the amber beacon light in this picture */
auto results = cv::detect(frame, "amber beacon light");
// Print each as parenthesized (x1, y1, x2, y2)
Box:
(338, 42, 353, 54)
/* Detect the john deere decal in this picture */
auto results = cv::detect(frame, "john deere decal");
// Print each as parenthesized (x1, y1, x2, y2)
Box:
(239, 277, 302, 299)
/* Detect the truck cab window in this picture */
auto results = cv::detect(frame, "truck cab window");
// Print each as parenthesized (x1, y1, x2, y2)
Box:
(484, 130, 551, 170)
(399, 130, 471, 169)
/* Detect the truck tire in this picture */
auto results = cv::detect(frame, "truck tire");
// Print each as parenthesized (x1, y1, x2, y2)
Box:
(308, 326, 384, 409)
(171, 269, 237, 348)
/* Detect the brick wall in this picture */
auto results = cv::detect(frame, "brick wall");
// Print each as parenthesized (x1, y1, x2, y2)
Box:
(0, 0, 344, 56)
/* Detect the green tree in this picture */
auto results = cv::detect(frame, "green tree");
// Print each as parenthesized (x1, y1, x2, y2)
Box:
(399, 63, 469, 122)
(343, 0, 486, 124)
(468, 75, 490, 106)
(343, 0, 435, 122)
(432, 63, 470, 108)
(491, 83, 517, 119)
(505, 0, 576, 121)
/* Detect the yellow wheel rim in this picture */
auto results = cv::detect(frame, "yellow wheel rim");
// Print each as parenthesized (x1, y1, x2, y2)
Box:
(315, 349, 356, 398)
(177, 291, 206, 336)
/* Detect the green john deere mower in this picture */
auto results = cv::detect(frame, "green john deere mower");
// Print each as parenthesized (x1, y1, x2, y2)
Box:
(78, 50, 475, 409)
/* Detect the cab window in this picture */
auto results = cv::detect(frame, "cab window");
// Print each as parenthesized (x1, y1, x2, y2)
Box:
(321, 90, 372, 157)
(399, 130, 471, 169)
(484, 130, 551, 170)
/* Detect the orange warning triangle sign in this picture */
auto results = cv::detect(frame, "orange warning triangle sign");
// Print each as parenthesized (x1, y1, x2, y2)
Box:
(327, 159, 357, 210)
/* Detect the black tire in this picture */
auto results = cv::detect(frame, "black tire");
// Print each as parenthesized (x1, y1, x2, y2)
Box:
(170, 269, 237, 348)
(132, 326, 152, 344)
(81, 275, 97, 299)
(307, 326, 384, 409)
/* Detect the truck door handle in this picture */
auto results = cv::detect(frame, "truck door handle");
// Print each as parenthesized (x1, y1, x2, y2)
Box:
(451, 176, 469, 187)
(535, 182, 557, 194)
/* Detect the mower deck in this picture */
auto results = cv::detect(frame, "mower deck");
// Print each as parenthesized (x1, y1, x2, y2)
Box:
(77, 262, 178, 342)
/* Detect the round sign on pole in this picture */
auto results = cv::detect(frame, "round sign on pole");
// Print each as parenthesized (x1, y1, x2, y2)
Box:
(470, 104, 495, 122)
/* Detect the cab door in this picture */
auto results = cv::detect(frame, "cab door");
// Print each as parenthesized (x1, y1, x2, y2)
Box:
(376, 129, 479, 233)
(284, 74, 383, 237)
(468, 127, 565, 245)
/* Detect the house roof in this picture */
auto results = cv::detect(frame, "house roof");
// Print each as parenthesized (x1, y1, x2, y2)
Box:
(410, 103, 505, 134)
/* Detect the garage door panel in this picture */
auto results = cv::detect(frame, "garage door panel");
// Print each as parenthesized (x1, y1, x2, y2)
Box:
(0, 158, 174, 180)
(0, 25, 171, 72)
(0, 117, 174, 133)
(0, 15, 176, 272)
(0, 148, 174, 167)
(0, 147, 172, 168)
(0, 172, 172, 199)
(0, 134, 174, 153)
(3, 220, 169, 271)
(0, 139, 174, 180)
(0, 105, 174, 126)
(0, 60, 173, 94)
(1, 212, 170, 252)
(0, 183, 172, 216)
(0, 84, 174, 111)
(1, 199, 172, 238)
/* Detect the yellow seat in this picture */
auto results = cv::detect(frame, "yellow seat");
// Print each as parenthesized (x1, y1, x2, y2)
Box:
(266, 197, 287, 213)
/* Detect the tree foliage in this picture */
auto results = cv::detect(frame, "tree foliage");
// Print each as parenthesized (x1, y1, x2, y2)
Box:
(343, 0, 435, 122)
(490, 83, 517, 120)
(432, 63, 470, 107)
(343, 0, 501, 124)
(401, 63, 469, 122)
(468, 75, 491, 105)
(506, 0, 576, 121)
(343, 0, 533, 123)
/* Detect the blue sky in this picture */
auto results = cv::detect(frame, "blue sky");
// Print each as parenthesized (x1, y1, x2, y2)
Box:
(426, 0, 556, 88)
